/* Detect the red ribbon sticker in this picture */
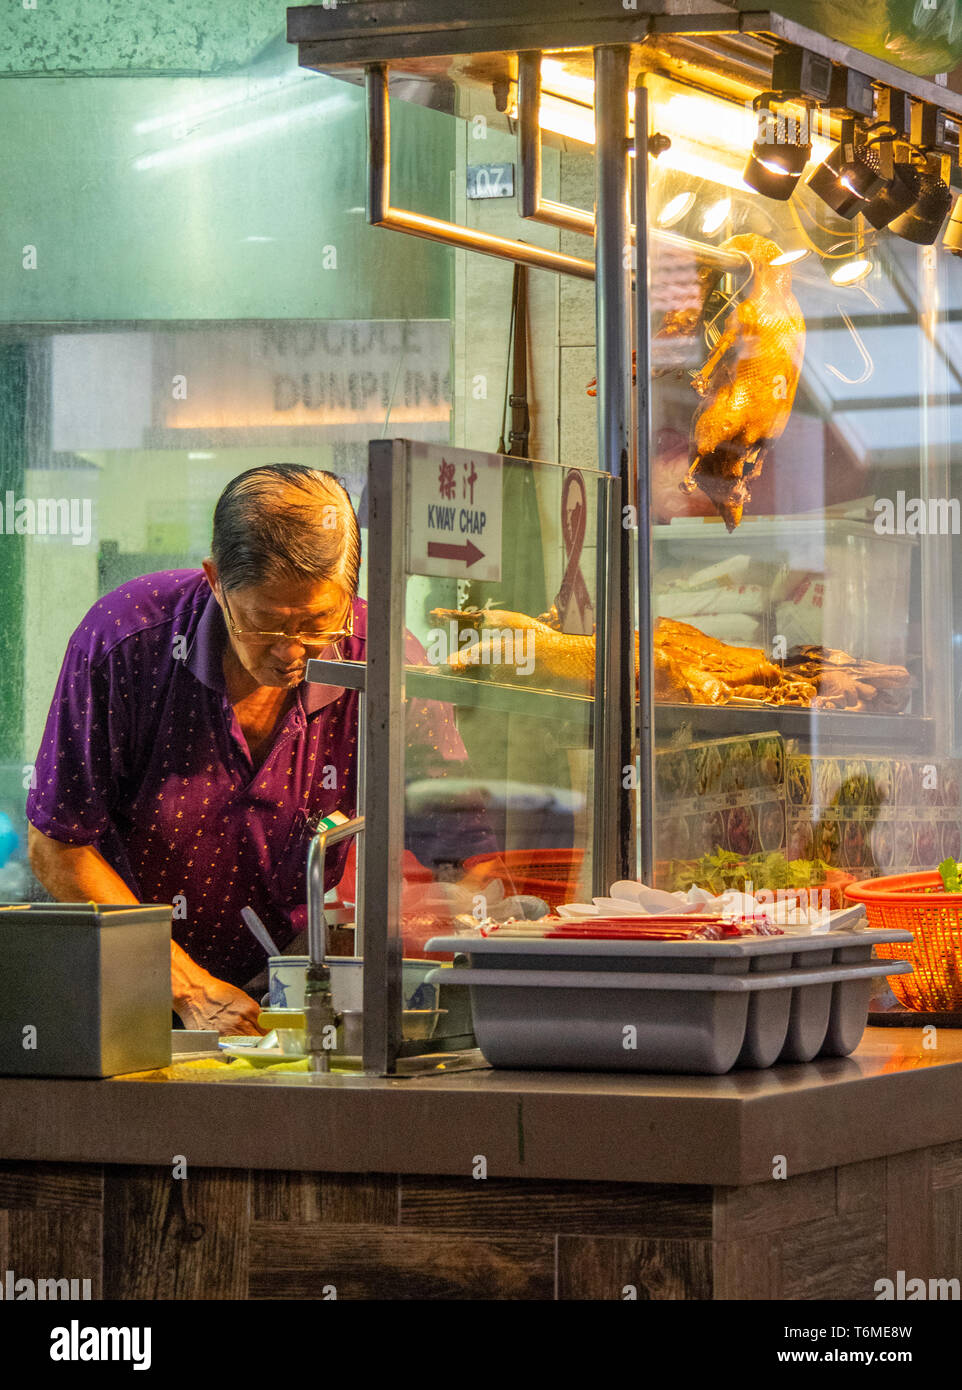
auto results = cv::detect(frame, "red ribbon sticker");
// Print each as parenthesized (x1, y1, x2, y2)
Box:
(553, 470, 594, 634)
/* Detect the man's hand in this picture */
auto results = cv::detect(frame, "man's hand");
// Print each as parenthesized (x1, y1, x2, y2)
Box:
(174, 974, 264, 1036)
(170, 938, 264, 1036)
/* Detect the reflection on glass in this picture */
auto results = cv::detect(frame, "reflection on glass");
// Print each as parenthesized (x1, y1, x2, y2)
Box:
(645, 70, 960, 904)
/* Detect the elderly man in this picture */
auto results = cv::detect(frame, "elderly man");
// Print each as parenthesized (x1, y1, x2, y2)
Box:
(26, 464, 485, 1034)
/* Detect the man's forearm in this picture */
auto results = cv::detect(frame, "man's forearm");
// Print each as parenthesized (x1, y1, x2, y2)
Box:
(27, 825, 138, 904)
(27, 824, 209, 1004)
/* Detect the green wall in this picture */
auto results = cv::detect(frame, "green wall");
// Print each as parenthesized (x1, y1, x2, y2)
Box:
(0, 3, 455, 860)
(0, 62, 453, 321)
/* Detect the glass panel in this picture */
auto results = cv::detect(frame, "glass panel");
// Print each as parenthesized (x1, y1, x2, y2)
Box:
(644, 71, 961, 903)
(2, 41, 456, 909)
(388, 443, 609, 947)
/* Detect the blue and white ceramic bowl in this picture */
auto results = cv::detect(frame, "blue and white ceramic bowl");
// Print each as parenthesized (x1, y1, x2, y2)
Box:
(268, 956, 439, 1013)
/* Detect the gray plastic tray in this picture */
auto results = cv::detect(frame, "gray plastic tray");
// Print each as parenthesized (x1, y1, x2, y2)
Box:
(424, 909, 911, 976)
(424, 958, 914, 1074)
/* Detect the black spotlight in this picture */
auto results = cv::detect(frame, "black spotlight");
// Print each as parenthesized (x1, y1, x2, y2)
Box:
(888, 165, 953, 244)
(860, 160, 919, 230)
(807, 141, 887, 218)
(743, 103, 811, 200)
(943, 197, 962, 257)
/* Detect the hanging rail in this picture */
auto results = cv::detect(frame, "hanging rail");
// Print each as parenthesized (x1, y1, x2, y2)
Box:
(366, 62, 596, 280)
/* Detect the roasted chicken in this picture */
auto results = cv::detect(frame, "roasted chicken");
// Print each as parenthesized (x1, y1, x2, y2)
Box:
(681, 234, 806, 531)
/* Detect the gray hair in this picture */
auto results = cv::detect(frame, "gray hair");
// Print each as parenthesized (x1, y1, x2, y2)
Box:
(211, 464, 361, 594)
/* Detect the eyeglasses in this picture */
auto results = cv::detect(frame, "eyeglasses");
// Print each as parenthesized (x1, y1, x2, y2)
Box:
(221, 589, 354, 649)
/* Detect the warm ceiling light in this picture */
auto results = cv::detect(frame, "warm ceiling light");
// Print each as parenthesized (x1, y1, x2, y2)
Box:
(830, 258, 873, 286)
(657, 191, 696, 227)
(808, 141, 887, 219)
(771, 247, 809, 265)
(645, 84, 830, 194)
(539, 58, 596, 105)
(743, 104, 812, 200)
(888, 167, 953, 245)
(535, 94, 596, 144)
(702, 198, 731, 235)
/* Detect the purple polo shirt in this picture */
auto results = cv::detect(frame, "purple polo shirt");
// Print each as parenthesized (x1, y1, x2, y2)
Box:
(26, 570, 474, 987)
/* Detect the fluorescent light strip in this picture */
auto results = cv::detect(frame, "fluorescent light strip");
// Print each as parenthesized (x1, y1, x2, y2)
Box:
(540, 58, 596, 105)
(134, 93, 352, 170)
(134, 70, 316, 135)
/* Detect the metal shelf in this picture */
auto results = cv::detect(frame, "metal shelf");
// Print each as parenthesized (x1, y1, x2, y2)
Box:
(312, 658, 931, 747)
(404, 667, 592, 721)
(406, 672, 931, 750)
(654, 703, 934, 752)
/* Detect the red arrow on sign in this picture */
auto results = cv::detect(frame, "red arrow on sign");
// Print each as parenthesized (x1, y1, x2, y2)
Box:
(427, 539, 485, 567)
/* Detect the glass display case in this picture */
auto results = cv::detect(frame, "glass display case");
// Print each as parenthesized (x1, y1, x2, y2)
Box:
(292, 1, 962, 1069)
(642, 67, 960, 894)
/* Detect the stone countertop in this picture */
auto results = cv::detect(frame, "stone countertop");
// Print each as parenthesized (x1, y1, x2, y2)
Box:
(0, 1028, 959, 1185)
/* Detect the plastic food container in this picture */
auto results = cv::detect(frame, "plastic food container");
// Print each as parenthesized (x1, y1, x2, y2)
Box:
(461, 848, 585, 908)
(653, 516, 915, 666)
(424, 960, 912, 1074)
(424, 917, 913, 1073)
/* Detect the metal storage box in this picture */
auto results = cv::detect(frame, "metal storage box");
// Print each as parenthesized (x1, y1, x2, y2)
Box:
(0, 903, 172, 1077)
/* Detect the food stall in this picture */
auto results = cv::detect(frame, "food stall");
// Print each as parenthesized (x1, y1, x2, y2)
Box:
(4, 0, 962, 1305)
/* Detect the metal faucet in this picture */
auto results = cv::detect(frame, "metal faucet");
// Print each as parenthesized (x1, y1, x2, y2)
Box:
(305, 814, 365, 1073)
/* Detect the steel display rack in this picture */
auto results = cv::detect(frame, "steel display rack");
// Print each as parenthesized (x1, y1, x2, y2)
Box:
(290, 2, 962, 1073)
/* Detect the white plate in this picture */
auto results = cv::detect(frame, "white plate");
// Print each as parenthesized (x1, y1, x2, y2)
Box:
(219, 1040, 305, 1064)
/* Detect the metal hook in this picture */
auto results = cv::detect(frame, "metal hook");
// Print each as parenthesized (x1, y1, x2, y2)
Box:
(825, 306, 874, 386)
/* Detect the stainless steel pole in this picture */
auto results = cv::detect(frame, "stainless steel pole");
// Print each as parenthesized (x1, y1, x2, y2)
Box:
(354, 691, 366, 958)
(591, 44, 634, 896)
(362, 439, 406, 1074)
(919, 246, 954, 754)
(633, 78, 655, 885)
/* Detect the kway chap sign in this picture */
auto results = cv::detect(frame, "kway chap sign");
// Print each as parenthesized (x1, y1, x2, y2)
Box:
(407, 442, 502, 582)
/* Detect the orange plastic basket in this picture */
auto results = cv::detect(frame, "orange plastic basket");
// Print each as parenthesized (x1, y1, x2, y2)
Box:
(462, 848, 586, 909)
(845, 873, 962, 1011)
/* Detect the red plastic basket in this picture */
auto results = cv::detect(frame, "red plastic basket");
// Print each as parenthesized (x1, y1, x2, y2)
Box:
(845, 873, 962, 1011)
(462, 848, 586, 909)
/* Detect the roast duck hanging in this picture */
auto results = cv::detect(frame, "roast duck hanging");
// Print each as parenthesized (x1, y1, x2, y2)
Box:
(586, 233, 806, 531)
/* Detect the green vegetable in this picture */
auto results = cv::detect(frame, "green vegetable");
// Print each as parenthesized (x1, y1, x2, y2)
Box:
(665, 848, 833, 896)
(938, 858, 962, 892)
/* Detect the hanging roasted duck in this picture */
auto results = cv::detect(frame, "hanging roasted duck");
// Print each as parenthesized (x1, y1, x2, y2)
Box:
(681, 233, 806, 531)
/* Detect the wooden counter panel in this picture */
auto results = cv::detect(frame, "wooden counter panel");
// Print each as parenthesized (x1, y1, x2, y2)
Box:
(713, 1168, 837, 1240)
(1, 1146, 959, 1300)
(0, 1207, 103, 1300)
(102, 1167, 250, 1300)
(252, 1170, 399, 1225)
(777, 1208, 885, 1301)
(399, 1175, 713, 1236)
(557, 1234, 713, 1299)
(248, 1224, 556, 1300)
(0, 1161, 102, 1212)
